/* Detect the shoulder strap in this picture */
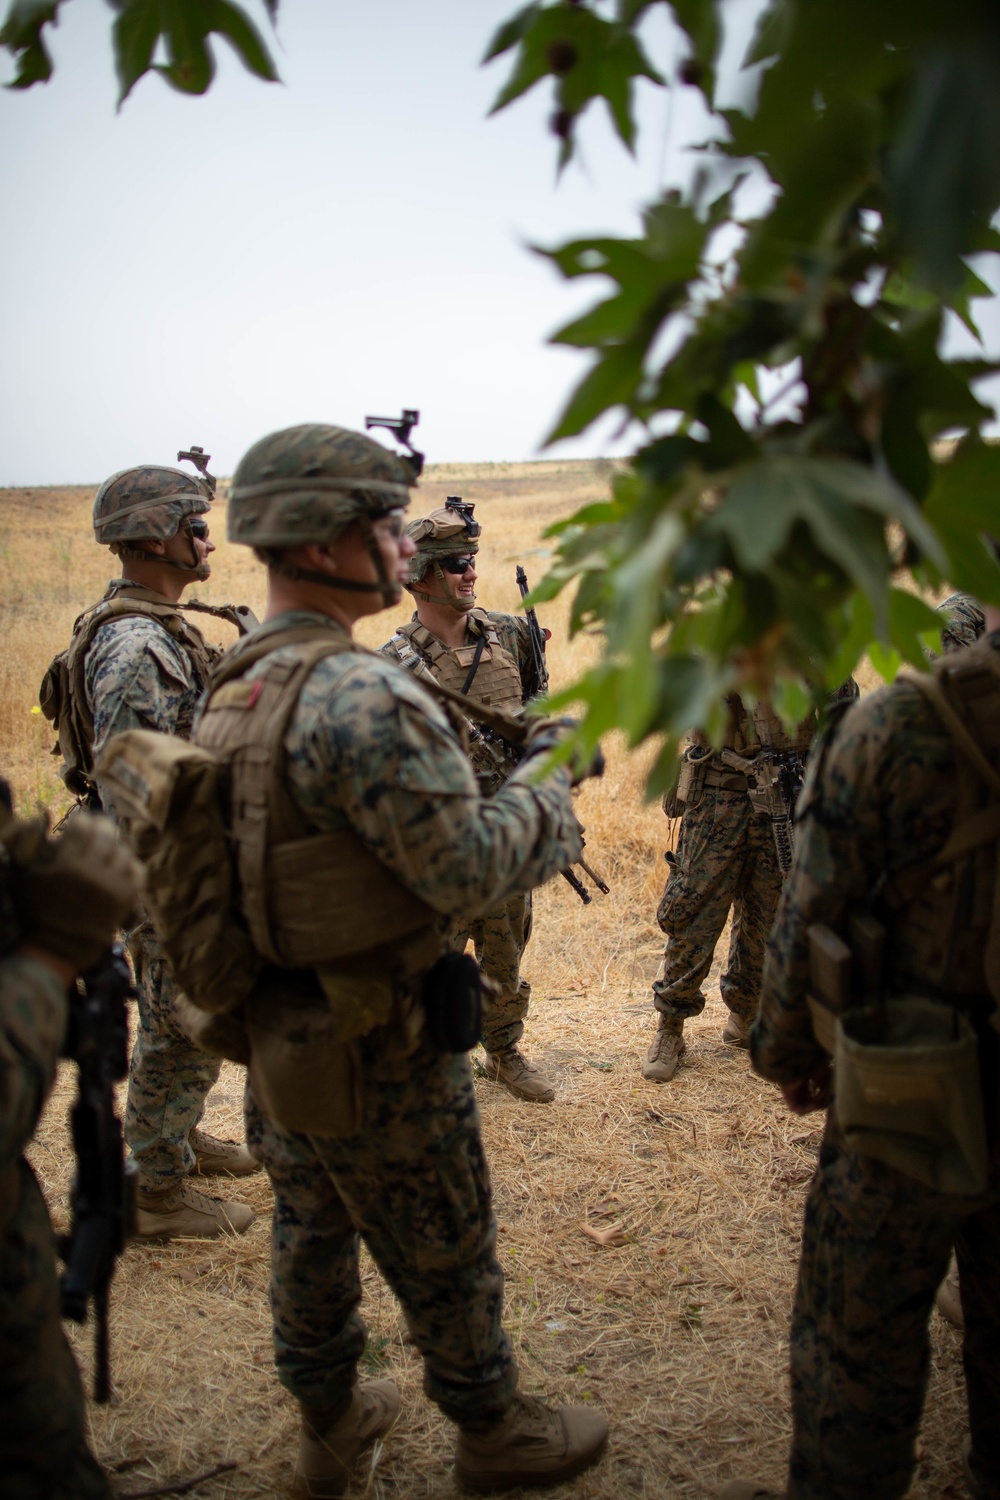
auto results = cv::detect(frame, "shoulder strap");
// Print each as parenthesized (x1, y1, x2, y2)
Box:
(900, 666, 1000, 797)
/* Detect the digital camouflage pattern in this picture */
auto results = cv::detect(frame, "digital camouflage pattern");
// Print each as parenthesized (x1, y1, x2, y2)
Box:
(451, 893, 534, 1055)
(651, 684, 858, 1037)
(938, 591, 987, 654)
(244, 1035, 515, 1424)
(86, 581, 214, 769)
(86, 580, 221, 1192)
(92, 465, 210, 547)
(123, 925, 221, 1191)
(380, 609, 543, 1054)
(228, 424, 414, 548)
(0, 954, 110, 1499)
(652, 787, 783, 1027)
(754, 645, 1000, 1500)
(230, 609, 580, 1417)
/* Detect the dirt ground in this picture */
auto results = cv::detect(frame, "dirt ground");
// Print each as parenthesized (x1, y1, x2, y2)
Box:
(2, 462, 972, 1498)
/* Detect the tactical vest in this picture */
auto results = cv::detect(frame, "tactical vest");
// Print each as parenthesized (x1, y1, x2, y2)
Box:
(711, 695, 815, 756)
(886, 635, 1000, 1002)
(39, 584, 222, 796)
(389, 610, 524, 714)
(196, 624, 441, 991)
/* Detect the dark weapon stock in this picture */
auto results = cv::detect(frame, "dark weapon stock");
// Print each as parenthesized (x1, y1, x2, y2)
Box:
(59, 944, 137, 1403)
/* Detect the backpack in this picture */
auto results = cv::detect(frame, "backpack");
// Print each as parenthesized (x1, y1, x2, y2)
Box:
(39, 586, 251, 798)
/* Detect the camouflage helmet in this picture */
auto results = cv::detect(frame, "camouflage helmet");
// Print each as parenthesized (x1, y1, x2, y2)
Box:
(228, 424, 414, 548)
(405, 497, 480, 588)
(93, 465, 211, 547)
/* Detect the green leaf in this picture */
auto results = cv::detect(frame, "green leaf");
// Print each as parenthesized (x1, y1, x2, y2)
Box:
(889, 48, 1000, 291)
(668, 0, 721, 102)
(112, 0, 159, 104)
(1, 0, 60, 89)
(886, 587, 943, 666)
(481, 2, 540, 64)
(207, 0, 279, 82)
(114, 0, 278, 105)
(546, 342, 645, 442)
(485, 4, 662, 160)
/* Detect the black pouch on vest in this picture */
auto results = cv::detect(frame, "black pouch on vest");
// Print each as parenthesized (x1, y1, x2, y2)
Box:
(423, 951, 483, 1053)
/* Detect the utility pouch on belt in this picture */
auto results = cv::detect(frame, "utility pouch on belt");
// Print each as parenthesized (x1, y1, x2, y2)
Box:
(422, 951, 483, 1054)
(665, 747, 711, 816)
(808, 920, 990, 1196)
(244, 973, 362, 1138)
(835, 1000, 988, 1197)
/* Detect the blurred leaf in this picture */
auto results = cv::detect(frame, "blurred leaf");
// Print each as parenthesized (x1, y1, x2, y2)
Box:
(1, 0, 61, 88)
(889, 47, 1000, 291)
(111, 0, 279, 104)
(485, 3, 663, 158)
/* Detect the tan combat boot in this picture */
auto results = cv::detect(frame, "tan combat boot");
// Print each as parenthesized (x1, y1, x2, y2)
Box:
(484, 1047, 556, 1103)
(189, 1126, 262, 1178)
(641, 1018, 686, 1082)
(936, 1256, 963, 1329)
(721, 1012, 752, 1049)
(455, 1392, 608, 1493)
(135, 1179, 254, 1239)
(292, 1381, 400, 1498)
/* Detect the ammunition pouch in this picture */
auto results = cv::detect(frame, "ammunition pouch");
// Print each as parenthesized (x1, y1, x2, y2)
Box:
(834, 998, 989, 1197)
(422, 951, 483, 1053)
(664, 747, 716, 816)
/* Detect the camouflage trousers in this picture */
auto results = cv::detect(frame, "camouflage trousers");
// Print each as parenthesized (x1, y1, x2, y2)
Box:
(0, 1160, 110, 1499)
(124, 925, 222, 1191)
(452, 891, 533, 1056)
(244, 1030, 517, 1425)
(787, 1113, 1000, 1499)
(652, 789, 783, 1025)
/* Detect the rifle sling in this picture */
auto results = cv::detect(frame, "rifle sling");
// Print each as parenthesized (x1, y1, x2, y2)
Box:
(460, 634, 487, 696)
(209, 622, 529, 746)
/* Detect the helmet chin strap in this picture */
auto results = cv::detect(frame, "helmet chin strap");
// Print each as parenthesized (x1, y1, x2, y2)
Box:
(270, 516, 401, 608)
(410, 561, 476, 613)
(115, 520, 209, 577)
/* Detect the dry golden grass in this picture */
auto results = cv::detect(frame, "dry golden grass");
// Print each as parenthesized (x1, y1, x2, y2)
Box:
(1, 465, 968, 1498)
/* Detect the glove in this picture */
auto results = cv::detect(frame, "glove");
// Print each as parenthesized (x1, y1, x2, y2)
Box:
(7, 811, 139, 973)
(522, 717, 605, 786)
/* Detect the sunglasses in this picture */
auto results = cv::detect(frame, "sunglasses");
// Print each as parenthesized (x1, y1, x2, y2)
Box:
(441, 556, 476, 575)
(187, 518, 210, 540)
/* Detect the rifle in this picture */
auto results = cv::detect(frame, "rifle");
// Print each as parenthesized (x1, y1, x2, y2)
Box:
(515, 565, 549, 695)
(59, 944, 137, 1403)
(719, 746, 804, 875)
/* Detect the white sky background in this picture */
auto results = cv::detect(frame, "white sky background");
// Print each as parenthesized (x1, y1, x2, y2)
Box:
(2, 0, 998, 485)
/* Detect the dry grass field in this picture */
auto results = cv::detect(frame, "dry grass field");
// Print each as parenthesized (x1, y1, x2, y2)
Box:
(0, 464, 969, 1498)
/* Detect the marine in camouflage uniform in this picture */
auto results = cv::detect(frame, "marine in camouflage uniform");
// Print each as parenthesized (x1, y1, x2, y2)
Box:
(937, 591, 986, 655)
(723, 622, 1000, 1500)
(379, 501, 555, 1103)
(642, 692, 841, 1084)
(0, 798, 136, 1500)
(48, 462, 260, 1240)
(197, 423, 608, 1496)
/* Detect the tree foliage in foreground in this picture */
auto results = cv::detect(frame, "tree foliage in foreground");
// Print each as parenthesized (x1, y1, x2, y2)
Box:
(486, 0, 1000, 789)
(7, 0, 1000, 790)
(1, 0, 278, 104)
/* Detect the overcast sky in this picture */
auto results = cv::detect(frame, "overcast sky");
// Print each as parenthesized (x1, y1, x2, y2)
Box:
(2, 1, 997, 485)
(0, 0, 714, 484)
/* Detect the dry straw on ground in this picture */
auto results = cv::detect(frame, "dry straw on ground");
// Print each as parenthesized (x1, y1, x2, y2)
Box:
(1, 465, 968, 1497)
